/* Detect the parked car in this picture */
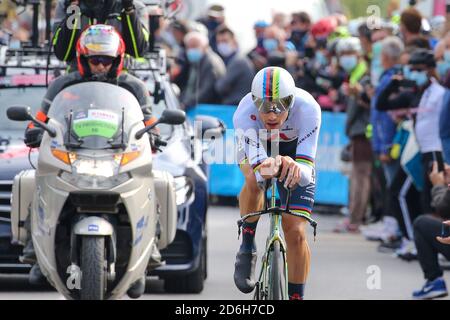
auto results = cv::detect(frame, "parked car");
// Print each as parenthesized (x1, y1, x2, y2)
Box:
(0, 77, 44, 273)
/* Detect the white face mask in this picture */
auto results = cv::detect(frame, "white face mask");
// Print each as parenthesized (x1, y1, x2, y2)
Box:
(339, 55, 358, 72)
(217, 42, 235, 57)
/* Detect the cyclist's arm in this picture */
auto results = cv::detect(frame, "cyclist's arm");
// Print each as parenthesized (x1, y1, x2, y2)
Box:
(233, 94, 269, 177)
(293, 91, 321, 187)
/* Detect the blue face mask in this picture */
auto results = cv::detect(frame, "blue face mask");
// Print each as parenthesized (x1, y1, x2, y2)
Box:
(315, 51, 327, 66)
(402, 65, 410, 78)
(187, 48, 203, 63)
(339, 55, 358, 72)
(406, 70, 429, 87)
(263, 38, 278, 52)
(437, 60, 450, 79)
(444, 50, 450, 63)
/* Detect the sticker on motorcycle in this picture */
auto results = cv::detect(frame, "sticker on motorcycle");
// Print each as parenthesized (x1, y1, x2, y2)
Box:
(73, 109, 119, 139)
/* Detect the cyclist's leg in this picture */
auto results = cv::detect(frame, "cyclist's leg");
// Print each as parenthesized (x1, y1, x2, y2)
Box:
(278, 176, 316, 299)
(234, 160, 264, 293)
(282, 215, 310, 283)
(238, 162, 265, 220)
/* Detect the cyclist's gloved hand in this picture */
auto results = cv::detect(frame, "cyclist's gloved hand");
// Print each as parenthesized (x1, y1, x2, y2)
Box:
(122, 0, 134, 11)
(24, 127, 44, 148)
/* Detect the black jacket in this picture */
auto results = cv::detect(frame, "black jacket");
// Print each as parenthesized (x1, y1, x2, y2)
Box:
(53, 0, 149, 63)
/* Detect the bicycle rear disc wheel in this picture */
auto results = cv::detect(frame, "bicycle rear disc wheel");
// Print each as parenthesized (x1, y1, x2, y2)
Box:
(268, 241, 287, 300)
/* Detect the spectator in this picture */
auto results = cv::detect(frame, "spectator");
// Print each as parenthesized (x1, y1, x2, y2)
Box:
(263, 25, 295, 55)
(197, 4, 225, 54)
(334, 37, 372, 232)
(358, 22, 373, 65)
(434, 31, 450, 87)
(253, 20, 269, 53)
(180, 31, 225, 109)
(247, 20, 269, 73)
(289, 12, 311, 56)
(272, 12, 290, 31)
(214, 26, 254, 105)
(377, 49, 446, 216)
(400, 7, 423, 44)
(362, 36, 405, 245)
(440, 90, 450, 164)
(412, 163, 450, 299)
(168, 20, 191, 93)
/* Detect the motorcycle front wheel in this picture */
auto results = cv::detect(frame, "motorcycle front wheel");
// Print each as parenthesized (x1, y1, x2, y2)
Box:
(80, 236, 107, 300)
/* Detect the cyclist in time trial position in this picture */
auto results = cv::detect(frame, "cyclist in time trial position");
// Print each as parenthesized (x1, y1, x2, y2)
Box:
(233, 66, 321, 300)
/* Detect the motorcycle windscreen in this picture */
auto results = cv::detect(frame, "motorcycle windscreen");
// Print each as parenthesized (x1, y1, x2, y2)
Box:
(48, 82, 144, 149)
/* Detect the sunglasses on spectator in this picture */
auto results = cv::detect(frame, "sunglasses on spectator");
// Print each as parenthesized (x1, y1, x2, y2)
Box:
(88, 56, 114, 66)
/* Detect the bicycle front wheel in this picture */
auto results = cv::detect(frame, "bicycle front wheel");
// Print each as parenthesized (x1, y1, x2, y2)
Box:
(268, 241, 287, 300)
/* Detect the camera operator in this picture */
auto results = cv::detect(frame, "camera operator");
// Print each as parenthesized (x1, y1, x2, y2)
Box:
(376, 49, 447, 215)
(53, 0, 149, 66)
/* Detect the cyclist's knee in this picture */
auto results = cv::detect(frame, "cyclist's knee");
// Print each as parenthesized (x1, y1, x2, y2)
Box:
(243, 170, 261, 194)
(284, 224, 307, 244)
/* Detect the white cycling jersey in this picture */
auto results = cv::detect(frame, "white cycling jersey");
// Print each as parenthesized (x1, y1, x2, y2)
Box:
(233, 87, 322, 187)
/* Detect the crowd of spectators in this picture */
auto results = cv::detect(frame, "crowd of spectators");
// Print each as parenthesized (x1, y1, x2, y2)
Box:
(1, 0, 450, 300)
(157, 3, 450, 299)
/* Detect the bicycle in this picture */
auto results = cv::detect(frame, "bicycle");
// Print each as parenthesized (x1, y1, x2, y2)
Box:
(237, 177, 318, 300)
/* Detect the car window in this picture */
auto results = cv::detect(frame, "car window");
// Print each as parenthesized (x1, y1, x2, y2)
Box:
(0, 87, 46, 131)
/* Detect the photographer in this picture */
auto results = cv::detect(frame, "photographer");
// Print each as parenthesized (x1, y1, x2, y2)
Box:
(412, 162, 450, 299)
(53, 0, 149, 65)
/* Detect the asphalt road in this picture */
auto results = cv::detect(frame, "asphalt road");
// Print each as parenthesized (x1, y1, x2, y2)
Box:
(0, 206, 449, 300)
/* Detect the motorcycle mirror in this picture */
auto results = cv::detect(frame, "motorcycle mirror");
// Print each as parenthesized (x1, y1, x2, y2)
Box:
(7, 105, 57, 138)
(135, 109, 186, 140)
(7, 106, 33, 121)
(158, 109, 186, 125)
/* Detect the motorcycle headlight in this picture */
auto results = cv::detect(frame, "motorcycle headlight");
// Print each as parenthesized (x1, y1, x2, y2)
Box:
(51, 148, 142, 177)
(60, 171, 130, 189)
(173, 176, 194, 206)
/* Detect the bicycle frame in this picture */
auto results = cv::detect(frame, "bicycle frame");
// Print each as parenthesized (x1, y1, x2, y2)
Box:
(237, 178, 317, 300)
(258, 179, 288, 300)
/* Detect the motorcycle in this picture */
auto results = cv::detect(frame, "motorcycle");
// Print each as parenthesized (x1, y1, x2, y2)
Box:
(7, 81, 185, 299)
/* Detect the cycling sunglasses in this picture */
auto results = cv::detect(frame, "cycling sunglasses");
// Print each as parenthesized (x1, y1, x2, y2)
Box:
(252, 95, 293, 114)
(88, 56, 114, 66)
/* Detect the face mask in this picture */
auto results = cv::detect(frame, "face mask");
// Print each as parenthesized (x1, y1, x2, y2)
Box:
(315, 51, 327, 66)
(402, 65, 410, 78)
(406, 70, 429, 87)
(372, 41, 382, 59)
(444, 50, 450, 63)
(263, 38, 278, 52)
(339, 55, 358, 72)
(186, 48, 203, 63)
(437, 60, 450, 79)
(217, 42, 235, 57)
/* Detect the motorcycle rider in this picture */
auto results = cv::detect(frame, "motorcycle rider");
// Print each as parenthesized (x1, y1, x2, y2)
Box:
(53, 0, 149, 67)
(23, 25, 157, 288)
